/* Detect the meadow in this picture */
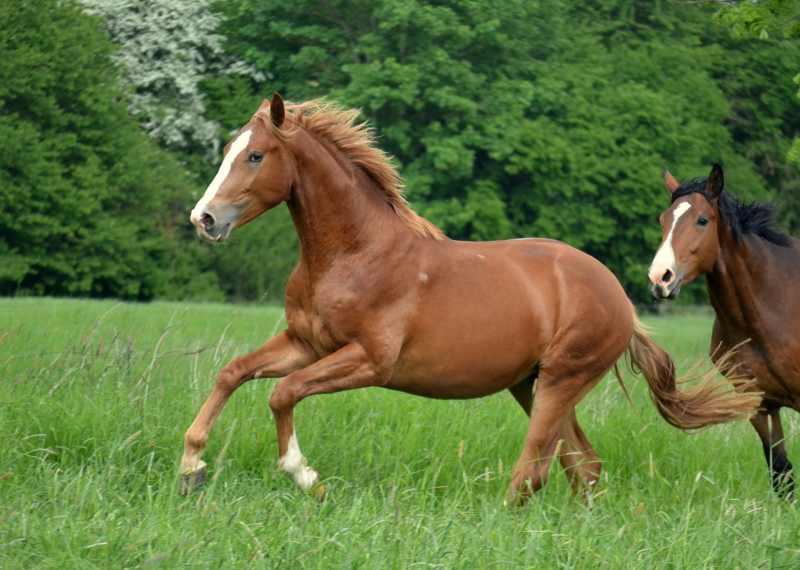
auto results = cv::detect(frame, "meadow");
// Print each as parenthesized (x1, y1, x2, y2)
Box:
(1, 297, 799, 569)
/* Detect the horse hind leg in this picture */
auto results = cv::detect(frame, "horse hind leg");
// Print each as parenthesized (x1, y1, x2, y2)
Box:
(751, 407, 795, 498)
(505, 367, 608, 507)
(558, 408, 602, 496)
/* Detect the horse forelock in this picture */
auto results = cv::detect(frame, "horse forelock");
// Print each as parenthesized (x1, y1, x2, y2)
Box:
(252, 100, 444, 241)
(670, 178, 790, 248)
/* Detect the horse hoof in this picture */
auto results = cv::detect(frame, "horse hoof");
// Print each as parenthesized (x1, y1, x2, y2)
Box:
(309, 470, 325, 501)
(504, 479, 533, 508)
(179, 465, 207, 495)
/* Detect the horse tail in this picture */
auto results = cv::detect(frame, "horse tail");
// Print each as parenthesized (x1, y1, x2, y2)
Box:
(619, 306, 761, 432)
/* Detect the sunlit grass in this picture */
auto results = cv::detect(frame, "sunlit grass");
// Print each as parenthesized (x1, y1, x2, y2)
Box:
(0, 298, 798, 569)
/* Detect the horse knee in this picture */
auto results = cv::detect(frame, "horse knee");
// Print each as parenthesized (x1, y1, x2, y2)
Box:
(216, 359, 244, 392)
(528, 468, 548, 493)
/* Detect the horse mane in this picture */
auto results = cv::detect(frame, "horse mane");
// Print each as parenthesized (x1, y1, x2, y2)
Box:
(671, 178, 790, 247)
(253, 100, 444, 241)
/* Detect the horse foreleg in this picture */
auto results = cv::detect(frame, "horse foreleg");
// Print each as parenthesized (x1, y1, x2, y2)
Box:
(558, 408, 601, 496)
(751, 407, 794, 498)
(179, 329, 315, 494)
(268, 342, 391, 499)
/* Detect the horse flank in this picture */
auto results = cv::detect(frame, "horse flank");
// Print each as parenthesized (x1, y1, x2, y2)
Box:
(253, 100, 445, 241)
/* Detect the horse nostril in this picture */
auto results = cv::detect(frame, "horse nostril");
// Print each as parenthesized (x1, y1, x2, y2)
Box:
(662, 269, 673, 284)
(200, 213, 214, 229)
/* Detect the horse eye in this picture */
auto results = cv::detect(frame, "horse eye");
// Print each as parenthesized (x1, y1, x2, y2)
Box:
(697, 217, 708, 227)
(249, 152, 263, 163)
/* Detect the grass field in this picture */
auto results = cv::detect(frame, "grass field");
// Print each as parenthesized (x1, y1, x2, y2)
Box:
(1, 298, 799, 569)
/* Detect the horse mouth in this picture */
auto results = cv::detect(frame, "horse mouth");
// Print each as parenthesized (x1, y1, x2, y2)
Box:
(214, 223, 232, 242)
(196, 222, 232, 242)
(650, 279, 682, 300)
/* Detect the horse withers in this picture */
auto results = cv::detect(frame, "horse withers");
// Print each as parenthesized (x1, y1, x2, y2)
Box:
(180, 94, 760, 505)
(649, 163, 799, 496)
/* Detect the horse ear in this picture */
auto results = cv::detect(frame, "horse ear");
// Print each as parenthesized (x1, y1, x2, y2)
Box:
(706, 163, 724, 199)
(270, 92, 285, 127)
(258, 98, 270, 111)
(664, 166, 680, 194)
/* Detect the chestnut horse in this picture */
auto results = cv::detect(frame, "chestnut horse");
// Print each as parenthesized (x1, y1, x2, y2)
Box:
(648, 164, 798, 496)
(179, 94, 758, 504)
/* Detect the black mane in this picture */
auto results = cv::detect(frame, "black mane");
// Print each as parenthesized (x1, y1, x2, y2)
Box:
(670, 177, 790, 248)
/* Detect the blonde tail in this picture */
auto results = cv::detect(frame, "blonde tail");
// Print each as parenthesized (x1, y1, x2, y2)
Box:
(621, 306, 761, 432)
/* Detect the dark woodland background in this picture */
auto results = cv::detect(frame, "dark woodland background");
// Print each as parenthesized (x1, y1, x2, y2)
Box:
(2, 0, 799, 305)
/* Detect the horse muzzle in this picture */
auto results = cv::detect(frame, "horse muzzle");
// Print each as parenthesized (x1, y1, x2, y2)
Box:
(190, 203, 242, 242)
(649, 277, 682, 300)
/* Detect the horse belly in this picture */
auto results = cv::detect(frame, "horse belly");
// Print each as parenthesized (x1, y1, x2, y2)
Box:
(388, 282, 546, 399)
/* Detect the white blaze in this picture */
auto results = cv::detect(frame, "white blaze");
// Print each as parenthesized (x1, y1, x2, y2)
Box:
(278, 431, 319, 492)
(190, 129, 252, 223)
(649, 201, 692, 283)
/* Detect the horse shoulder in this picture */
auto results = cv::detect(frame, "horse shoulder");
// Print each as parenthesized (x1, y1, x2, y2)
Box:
(286, 256, 414, 360)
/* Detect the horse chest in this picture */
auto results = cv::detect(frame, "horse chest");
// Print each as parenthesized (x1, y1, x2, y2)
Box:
(286, 272, 366, 357)
(286, 310, 339, 358)
(713, 325, 799, 408)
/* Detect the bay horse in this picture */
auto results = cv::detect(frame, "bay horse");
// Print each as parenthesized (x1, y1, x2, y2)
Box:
(648, 163, 798, 496)
(179, 94, 759, 504)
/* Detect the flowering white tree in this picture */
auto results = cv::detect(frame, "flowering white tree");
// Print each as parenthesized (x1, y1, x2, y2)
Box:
(78, 0, 264, 159)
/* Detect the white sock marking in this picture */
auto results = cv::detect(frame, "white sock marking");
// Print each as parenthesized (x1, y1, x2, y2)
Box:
(649, 201, 691, 283)
(278, 431, 318, 492)
(191, 129, 252, 222)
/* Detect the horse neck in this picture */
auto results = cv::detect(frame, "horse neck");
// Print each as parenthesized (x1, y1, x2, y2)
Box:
(285, 129, 403, 271)
(705, 222, 767, 333)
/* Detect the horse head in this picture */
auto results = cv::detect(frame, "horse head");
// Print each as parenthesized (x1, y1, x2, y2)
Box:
(647, 164, 724, 299)
(190, 93, 292, 242)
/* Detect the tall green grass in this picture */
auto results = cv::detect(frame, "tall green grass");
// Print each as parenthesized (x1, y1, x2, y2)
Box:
(1, 299, 798, 569)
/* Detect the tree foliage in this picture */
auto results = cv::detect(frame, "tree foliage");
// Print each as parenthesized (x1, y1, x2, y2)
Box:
(714, 0, 800, 165)
(715, 0, 800, 39)
(203, 0, 800, 303)
(0, 0, 223, 300)
(3, 0, 799, 304)
(77, 0, 263, 159)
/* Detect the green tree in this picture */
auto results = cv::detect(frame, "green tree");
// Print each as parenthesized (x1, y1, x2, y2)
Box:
(525, 0, 800, 301)
(202, 0, 563, 300)
(0, 0, 223, 300)
(77, 0, 264, 160)
(215, 0, 562, 242)
(205, 0, 800, 302)
(712, 0, 800, 231)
